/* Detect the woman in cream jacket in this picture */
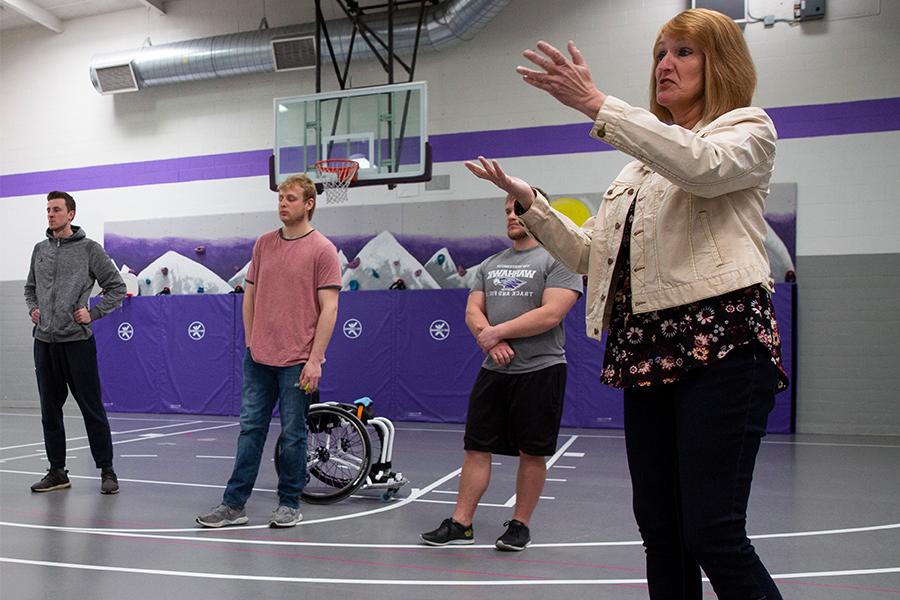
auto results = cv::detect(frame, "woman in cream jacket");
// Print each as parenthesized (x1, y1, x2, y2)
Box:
(467, 9, 786, 600)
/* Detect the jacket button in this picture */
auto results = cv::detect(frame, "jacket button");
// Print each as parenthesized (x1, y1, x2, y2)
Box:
(596, 123, 607, 138)
(614, 222, 621, 229)
(607, 257, 614, 265)
(627, 189, 634, 195)
(600, 294, 606, 301)
(593, 328, 600, 335)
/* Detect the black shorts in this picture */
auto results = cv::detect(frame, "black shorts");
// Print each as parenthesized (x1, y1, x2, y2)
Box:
(464, 363, 567, 457)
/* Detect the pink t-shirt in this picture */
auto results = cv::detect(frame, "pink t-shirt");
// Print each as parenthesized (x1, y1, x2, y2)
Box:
(245, 229, 342, 367)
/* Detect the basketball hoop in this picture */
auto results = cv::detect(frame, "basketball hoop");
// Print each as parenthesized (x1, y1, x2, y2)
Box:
(315, 159, 360, 204)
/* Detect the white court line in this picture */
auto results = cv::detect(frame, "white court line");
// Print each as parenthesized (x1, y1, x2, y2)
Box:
(762, 440, 900, 449)
(195, 455, 234, 459)
(120, 455, 158, 458)
(551, 465, 576, 469)
(0, 422, 238, 464)
(394, 426, 465, 433)
(0, 469, 273, 493)
(0, 467, 463, 534)
(0, 521, 897, 550)
(0, 413, 214, 423)
(0, 421, 205, 451)
(412, 498, 509, 508)
(504, 435, 578, 507)
(0, 557, 897, 586)
(546, 478, 567, 482)
(563, 452, 585, 458)
(431, 490, 458, 495)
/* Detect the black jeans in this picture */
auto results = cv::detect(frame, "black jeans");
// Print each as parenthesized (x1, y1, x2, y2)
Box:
(34, 337, 113, 470)
(624, 343, 782, 600)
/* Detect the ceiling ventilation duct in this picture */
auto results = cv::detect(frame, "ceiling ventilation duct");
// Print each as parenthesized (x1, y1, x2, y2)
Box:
(89, 0, 510, 94)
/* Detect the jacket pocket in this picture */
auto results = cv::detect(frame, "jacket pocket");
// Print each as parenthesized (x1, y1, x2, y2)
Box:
(603, 183, 636, 204)
(696, 210, 726, 267)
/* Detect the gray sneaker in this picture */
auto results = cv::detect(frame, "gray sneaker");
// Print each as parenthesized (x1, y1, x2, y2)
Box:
(269, 505, 302, 528)
(196, 504, 248, 528)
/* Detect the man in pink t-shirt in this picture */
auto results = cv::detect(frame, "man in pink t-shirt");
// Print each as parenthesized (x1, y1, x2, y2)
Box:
(197, 174, 341, 528)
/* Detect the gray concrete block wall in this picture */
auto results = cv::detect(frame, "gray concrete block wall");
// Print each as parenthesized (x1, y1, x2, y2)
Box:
(794, 253, 900, 435)
(0, 280, 38, 409)
(3, 255, 899, 434)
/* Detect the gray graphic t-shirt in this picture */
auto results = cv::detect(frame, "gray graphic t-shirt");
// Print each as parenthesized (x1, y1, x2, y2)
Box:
(472, 245, 583, 373)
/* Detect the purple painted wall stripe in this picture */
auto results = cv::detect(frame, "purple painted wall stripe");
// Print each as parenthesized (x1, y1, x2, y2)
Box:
(2, 97, 898, 198)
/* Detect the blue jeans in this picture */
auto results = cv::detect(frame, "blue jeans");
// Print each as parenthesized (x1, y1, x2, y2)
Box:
(223, 349, 310, 510)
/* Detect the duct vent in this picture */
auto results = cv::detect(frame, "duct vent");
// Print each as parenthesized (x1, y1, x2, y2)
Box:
(271, 36, 317, 71)
(95, 63, 139, 94)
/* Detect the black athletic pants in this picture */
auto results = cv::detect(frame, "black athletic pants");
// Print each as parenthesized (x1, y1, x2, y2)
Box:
(34, 337, 114, 470)
(623, 343, 783, 600)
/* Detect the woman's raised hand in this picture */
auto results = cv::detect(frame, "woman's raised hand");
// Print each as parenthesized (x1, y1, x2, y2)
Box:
(517, 40, 606, 119)
(464, 156, 535, 211)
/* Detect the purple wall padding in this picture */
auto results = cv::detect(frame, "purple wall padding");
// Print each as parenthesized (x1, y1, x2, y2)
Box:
(93, 285, 794, 432)
(96, 294, 238, 415)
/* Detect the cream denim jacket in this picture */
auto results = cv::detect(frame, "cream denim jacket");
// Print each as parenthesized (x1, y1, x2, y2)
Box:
(519, 95, 777, 341)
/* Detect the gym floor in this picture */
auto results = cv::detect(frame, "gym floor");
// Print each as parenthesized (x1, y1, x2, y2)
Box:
(1, 408, 898, 599)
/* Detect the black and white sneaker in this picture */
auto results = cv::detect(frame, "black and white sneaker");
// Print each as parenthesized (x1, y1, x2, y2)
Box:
(420, 518, 474, 546)
(495, 519, 531, 551)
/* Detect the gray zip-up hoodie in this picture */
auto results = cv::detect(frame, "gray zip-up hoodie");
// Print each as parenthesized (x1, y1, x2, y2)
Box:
(24, 226, 126, 343)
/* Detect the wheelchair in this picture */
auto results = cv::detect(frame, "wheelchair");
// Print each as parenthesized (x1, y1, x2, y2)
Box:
(274, 397, 408, 504)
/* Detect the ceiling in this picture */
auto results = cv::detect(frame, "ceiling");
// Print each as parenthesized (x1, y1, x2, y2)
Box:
(0, 0, 164, 32)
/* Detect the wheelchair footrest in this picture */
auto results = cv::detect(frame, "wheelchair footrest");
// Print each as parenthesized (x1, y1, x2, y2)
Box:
(366, 469, 409, 488)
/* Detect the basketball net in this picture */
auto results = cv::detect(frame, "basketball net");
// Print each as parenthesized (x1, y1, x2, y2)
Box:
(315, 159, 360, 205)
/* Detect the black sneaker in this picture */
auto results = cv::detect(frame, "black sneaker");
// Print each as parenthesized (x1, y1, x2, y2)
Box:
(31, 468, 70, 493)
(495, 519, 531, 551)
(100, 468, 119, 495)
(420, 518, 474, 546)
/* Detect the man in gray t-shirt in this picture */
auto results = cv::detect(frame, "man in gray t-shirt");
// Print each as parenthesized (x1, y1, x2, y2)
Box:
(421, 193, 582, 552)
(474, 244, 581, 373)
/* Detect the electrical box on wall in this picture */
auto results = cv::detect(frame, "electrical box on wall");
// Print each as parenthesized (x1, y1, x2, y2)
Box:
(794, 0, 826, 20)
(691, 0, 747, 24)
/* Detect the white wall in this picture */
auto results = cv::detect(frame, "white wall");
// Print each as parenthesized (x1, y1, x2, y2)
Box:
(1, 0, 899, 282)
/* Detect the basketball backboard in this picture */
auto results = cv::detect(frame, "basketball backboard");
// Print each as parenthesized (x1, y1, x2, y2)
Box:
(272, 81, 430, 191)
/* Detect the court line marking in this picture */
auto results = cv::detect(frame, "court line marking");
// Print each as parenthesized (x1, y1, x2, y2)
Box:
(0, 521, 898, 550)
(0, 557, 897, 586)
(504, 436, 578, 507)
(0, 469, 272, 491)
(412, 498, 509, 508)
(0, 467, 463, 534)
(0, 421, 205, 451)
(0, 412, 226, 424)
(393, 426, 900, 449)
(195, 455, 234, 459)
(0, 423, 238, 463)
(120, 455, 158, 458)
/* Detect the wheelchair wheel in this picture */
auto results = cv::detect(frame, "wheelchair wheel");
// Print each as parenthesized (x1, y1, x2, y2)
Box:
(274, 404, 372, 504)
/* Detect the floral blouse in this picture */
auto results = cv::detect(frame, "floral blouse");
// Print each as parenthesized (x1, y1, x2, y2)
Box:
(601, 205, 789, 390)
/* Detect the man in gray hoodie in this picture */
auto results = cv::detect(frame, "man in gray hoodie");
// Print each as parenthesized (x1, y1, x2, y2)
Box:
(25, 191, 126, 494)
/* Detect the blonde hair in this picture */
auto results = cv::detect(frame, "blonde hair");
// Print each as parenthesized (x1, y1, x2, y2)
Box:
(649, 8, 756, 124)
(277, 174, 318, 220)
